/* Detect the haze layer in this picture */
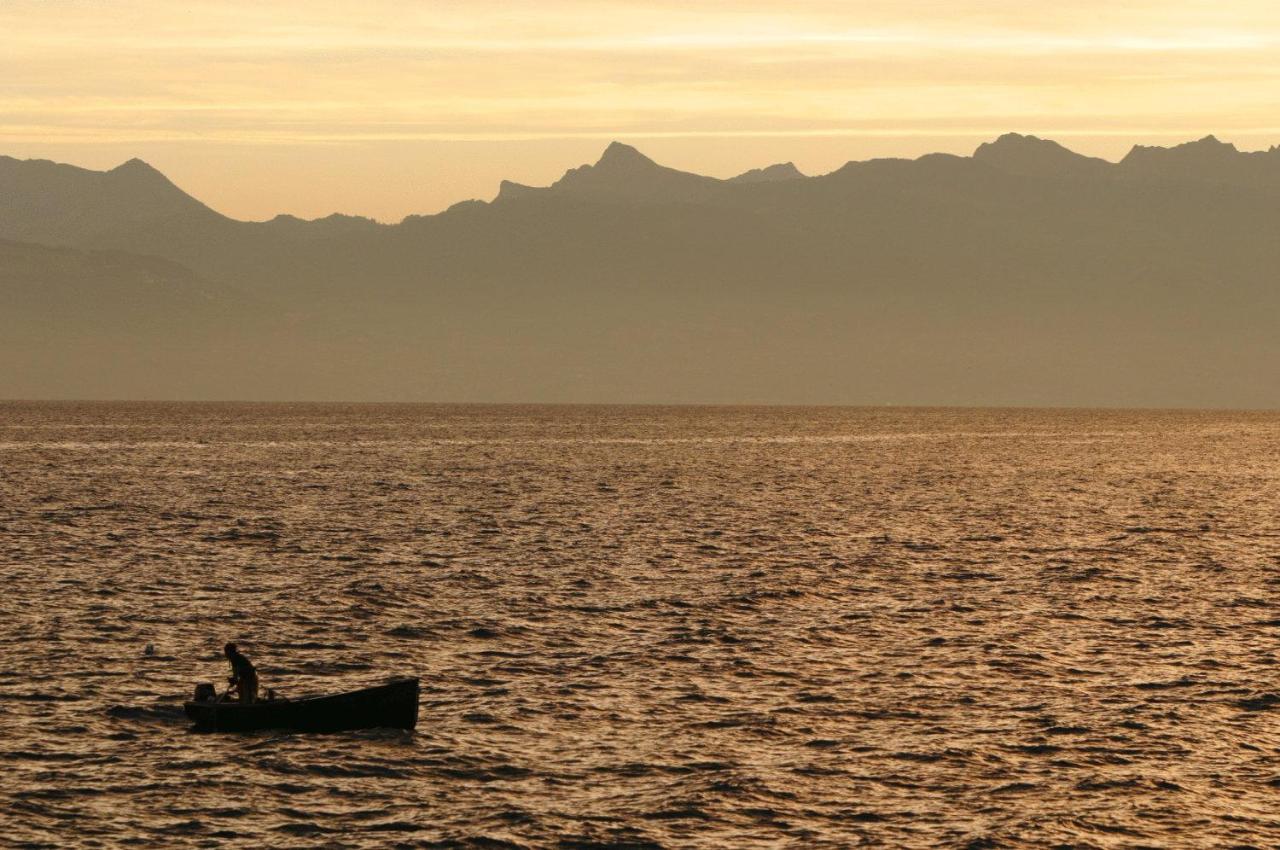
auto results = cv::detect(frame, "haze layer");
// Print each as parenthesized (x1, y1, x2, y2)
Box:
(2, 135, 1278, 407)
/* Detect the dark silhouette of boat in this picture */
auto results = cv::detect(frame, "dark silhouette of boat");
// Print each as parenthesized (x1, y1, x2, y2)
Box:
(184, 677, 419, 733)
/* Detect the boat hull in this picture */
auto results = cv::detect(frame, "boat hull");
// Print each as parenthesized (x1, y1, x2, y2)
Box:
(184, 677, 419, 733)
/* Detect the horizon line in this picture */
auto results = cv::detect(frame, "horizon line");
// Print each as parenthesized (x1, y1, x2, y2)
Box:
(0, 398, 1277, 414)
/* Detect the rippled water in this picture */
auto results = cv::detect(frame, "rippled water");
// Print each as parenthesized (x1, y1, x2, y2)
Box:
(3, 402, 1280, 849)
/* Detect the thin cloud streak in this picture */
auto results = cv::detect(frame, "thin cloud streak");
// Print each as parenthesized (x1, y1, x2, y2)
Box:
(8, 28, 1272, 55)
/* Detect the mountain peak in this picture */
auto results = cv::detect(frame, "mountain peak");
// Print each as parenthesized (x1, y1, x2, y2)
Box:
(990, 132, 1038, 145)
(978, 132, 1062, 151)
(92, 156, 222, 221)
(1122, 135, 1240, 165)
(596, 141, 656, 170)
(547, 142, 715, 202)
(1192, 134, 1233, 149)
(1168, 135, 1239, 156)
(110, 157, 165, 178)
(105, 157, 193, 198)
(973, 133, 1109, 177)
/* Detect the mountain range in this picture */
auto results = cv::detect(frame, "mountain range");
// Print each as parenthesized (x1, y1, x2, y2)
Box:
(2, 134, 1278, 406)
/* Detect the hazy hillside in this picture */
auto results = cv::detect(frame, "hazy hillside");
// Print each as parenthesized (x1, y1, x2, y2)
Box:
(0, 237, 239, 322)
(0, 239, 267, 399)
(1, 136, 1278, 406)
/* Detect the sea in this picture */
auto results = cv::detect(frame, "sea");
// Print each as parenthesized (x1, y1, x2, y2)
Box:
(2, 402, 1280, 849)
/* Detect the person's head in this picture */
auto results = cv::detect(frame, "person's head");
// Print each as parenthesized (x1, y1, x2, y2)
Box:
(224, 642, 238, 658)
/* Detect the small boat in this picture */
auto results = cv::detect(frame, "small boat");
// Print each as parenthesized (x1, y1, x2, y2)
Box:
(184, 677, 419, 733)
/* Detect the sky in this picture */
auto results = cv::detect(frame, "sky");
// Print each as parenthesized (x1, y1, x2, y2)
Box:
(3, 0, 1279, 221)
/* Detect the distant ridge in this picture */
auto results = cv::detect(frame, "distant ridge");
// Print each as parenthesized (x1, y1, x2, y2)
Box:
(264, 212, 382, 237)
(544, 141, 720, 202)
(1123, 134, 1240, 166)
(5, 133, 1280, 226)
(2, 133, 1280, 406)
(728, 162, 805, 184)
(1120, 135, 1280, 187)
(0, 153, 224, 238)
(495, 180, 540, 202)
(973, 133, 1110, 178)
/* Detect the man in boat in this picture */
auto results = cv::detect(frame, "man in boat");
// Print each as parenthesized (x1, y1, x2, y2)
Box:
(224, 642, 259, 704)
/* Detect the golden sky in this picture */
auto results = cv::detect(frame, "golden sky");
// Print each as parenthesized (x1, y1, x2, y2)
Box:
(4, 0, 1279, 221)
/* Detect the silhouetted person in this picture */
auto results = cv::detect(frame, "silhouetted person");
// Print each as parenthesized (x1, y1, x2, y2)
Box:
(224, 642, 258, 704)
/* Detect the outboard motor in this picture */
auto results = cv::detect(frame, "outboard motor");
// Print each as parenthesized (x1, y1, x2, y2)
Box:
(193, 682, 217, 702)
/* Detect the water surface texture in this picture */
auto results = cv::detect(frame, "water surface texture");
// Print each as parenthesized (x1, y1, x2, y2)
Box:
(3, 403, 1280, 848)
